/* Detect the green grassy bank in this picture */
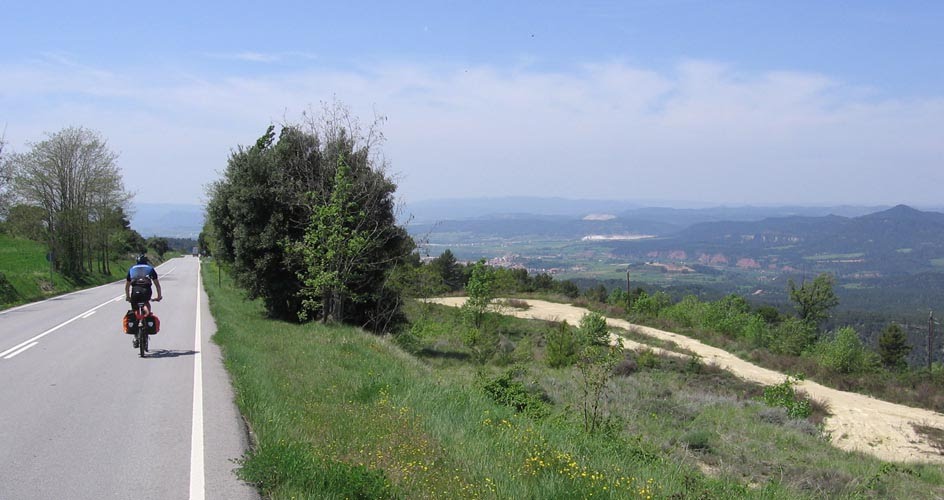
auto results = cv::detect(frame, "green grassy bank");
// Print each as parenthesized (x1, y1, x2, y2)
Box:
(202, 261, 944, 499)
(0, 234, 129, 308)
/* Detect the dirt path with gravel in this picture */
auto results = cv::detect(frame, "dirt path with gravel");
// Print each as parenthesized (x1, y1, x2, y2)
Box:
(429, 297, 944, 464)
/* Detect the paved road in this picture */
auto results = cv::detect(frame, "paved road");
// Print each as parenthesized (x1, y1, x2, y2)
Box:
(0, 256, 258, 500)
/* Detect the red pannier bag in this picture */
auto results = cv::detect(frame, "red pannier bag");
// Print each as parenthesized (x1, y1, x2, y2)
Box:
(145, 314, 160, 335)
(122, 310, 137, 334)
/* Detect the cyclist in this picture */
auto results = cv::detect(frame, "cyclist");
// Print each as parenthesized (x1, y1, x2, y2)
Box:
(125, 255, 162, 345)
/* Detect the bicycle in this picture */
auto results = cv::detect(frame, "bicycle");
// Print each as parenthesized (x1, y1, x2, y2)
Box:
(128, 297, 161, 358)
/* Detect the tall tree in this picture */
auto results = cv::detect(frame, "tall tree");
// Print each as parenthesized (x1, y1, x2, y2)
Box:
(0, 135, 12, 221)
(206, 102, 412, 330)
(148, 237, 170, 259)
(11, 127, 128, 278)
(293, 159, 369, 323)
(430, 249, 464, 291)
(878, 322, 911, 370)
(788, 273, 839, 327)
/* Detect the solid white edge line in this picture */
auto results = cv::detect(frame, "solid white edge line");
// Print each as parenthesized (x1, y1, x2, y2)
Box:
(0, 294, 124, 358)
(80, 311, 96, 319)
(3, 341, 38, 359)
(190, 259, 205, 500)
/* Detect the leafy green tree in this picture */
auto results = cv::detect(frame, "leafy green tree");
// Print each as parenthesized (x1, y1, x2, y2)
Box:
(532, 273, 554, 291)
(768, 316, 818, 355)
(461, 259, 496, 328)
(577, 344, 622, 433)
(0, 136, 12, 221)
(632, 290, 672, 317)
(579, 312, 610, 346)
(545, 321, 579, 368)
(812, 326, 878, 374)
(583, 284, 607, 303)
(148, 237, 170, 259)
(206, 125, 302, 319)
(11, 127, 129, 278)
(429, 249, 464, 291)
(788, 273, 839, 326)
(206, 103, 411, 329)
(878, 322, 911, 370)
(293, 160, 368, 323)
(4, 204, 46, 241)
(556, 279, 580, 298)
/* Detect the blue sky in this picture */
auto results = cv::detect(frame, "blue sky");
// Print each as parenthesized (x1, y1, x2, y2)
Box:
(2, 1, 943, 207)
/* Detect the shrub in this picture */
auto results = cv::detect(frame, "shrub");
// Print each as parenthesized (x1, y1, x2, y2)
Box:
(239, 440, 392, 498)
(0, 272, 17, 304)
(812, 326, 879, 374)
(545, 322, 579, 368)
(578, 311, 610, 346)
(636, 348, 661, 369)
(479, 367, 550, 419)
(762, 376, 812, 419)
(768, 317, 817, 355)
(632, 291, 672, 317)
(681, 429, 714, 452)
(613, 353, 638, 376)
(878, 323, 911, 370)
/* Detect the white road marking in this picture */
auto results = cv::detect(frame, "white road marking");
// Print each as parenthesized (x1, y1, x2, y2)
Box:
(0, 294, 123, 359)
(190, 260, 205, 500)
(80, 311, 96, 319)
(3, 342, 38, 359)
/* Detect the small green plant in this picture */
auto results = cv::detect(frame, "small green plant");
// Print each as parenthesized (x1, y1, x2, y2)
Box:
(479, 367, 550, 419)
(576, 345, 622, 433)
(578, 311, 610, 346)
(681, 429, 714, 452)
(763, 375, 812, 419)
(685, 353, 703, 373)
(812, 326, 879, 374)
(545, 321, 579, 368)
(636, 348, 661, 369)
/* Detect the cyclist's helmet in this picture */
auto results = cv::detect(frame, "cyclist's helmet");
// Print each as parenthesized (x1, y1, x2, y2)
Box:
(136, 254, 150, 265)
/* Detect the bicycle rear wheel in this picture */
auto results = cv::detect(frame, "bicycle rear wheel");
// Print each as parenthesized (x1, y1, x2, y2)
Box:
(138, 326, 146, 357)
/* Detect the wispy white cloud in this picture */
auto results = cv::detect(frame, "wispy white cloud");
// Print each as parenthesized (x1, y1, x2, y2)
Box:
(1, 57, 942, 207)
(200, 51, 320, 63)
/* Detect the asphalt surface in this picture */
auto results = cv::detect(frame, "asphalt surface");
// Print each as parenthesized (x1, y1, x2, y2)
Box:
(0, 256, 259, 500)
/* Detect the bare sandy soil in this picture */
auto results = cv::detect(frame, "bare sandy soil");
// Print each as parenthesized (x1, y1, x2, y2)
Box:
(429, 297, 944, 464)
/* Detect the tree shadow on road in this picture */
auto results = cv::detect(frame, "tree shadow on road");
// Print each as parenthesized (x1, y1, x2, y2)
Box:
(146, 349, 199, 358)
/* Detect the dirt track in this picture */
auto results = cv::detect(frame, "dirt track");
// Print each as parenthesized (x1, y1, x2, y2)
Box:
(429, 297, 944, 464)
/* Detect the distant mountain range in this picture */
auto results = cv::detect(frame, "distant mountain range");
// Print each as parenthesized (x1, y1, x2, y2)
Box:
(615, 204, 944, 277)
(130, 203, 204, 238)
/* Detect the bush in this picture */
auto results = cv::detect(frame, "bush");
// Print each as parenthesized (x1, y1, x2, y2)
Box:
(579, 312, 610, 346)
(812, 327, 879, 374)
(636, 348, 661, 369)
(239, 440, 393, 498)
(632, 291, 672, 317)
(768, 317, 817, 355)
(762, 376, 812, 419)
(479, 367, 550, 419)
(0, 272, 17, 304)
(545, 322, 579, 368)
(682, 429, 714, 452)
(613, 353, 638, 376)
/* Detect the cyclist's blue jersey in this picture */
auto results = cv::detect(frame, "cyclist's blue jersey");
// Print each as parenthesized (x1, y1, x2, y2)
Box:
(127, 264, 157, 286)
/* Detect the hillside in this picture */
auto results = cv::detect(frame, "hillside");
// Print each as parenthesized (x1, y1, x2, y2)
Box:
(0, 234, 127, 308)
(620, 205, 944, 276)
(202, 263, 944, 498)
(130, 202, 204, 238)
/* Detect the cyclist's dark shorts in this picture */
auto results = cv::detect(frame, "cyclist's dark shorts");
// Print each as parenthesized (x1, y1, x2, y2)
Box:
(130, 284, 152, 307)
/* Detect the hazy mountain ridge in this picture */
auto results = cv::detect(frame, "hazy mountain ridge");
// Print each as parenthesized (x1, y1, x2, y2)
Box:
(130, 203, 205, 238)
(618, 204, 944, 276)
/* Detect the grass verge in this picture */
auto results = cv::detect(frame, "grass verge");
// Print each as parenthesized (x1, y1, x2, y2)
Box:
(0, 234, 129, 309)
(203, 262, 944, 498)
